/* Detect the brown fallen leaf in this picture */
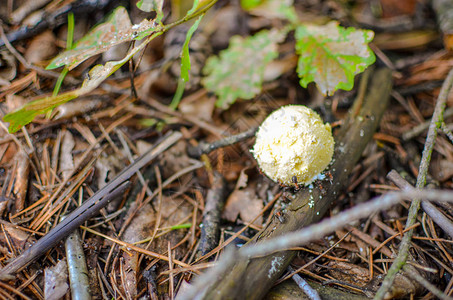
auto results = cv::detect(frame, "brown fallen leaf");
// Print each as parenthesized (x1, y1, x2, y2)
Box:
(327, 261, 370, 287)
(223, 182, 263, 226)
(0, 221, 37, 253)
(24, 30, 57, 65)
(179, 92, 215, 122)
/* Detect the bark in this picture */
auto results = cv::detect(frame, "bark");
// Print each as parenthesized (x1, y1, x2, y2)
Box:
(202, 68, 393, 299)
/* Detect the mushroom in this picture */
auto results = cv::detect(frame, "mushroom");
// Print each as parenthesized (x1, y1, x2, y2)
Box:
(252, 105, 334, 186)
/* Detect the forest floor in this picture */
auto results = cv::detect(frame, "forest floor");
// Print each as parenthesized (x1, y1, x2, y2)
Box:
(0, 0, 452, 299)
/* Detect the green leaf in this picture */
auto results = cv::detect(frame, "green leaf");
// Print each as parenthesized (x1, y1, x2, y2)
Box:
(5, 32, 163, 133)
(241, 0, 297, 23)
(186, 0, 200, 16)
(3, 92, 79, 133)
(202, 29, 284, 109)
(136, 0, 164, 23)
(240, 0, 262, 10)
(47, 7, 157, 70)
(181, 16, 203, 82)
(295, 21, 375, 96)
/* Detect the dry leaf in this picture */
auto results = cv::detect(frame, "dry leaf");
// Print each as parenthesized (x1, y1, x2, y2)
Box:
(59, 130, 75, 181)
(13, 150, 29, 212)
(223, 182, 263, 225)
(179, 93, 215, 121)
(24, 31, 57, 65)
(0, 221, 36, 252)
(52, 98, 103, 120)
(44, 260, 69, 300)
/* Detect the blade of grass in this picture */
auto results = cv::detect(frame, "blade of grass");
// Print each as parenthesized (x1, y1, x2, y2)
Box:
(52, 12, 74, 98)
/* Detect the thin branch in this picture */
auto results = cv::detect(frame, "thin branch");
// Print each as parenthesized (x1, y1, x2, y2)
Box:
(374, 67, 453, 299)
(187, 127, 257, 158)
(288, 266, 321, 300)
(441, 121, 453, 143)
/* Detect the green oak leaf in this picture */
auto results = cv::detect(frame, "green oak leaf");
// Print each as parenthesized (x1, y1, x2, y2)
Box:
(295, 21, 375, 96)
(202, 29, 285, 109)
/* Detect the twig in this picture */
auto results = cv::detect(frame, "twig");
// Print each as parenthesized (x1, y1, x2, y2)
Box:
(115, 129, 153, 198)
(238, 190, 453, 258)
(441, 121, 453, 143)
(402, 107, 453, 141)
(196, 172, 228, 258)
(375, 67, 453, 299)
(187, 127, 258, 158)
(288, 266, 321, 300)
(277, 231, 352, 284)
(387, 170, 453, 237)
(0, 181, 130, 280)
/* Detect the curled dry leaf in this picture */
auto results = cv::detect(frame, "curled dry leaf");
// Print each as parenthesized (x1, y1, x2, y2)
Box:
(52, 98, 103, 120)
(327, 261, 370, 286)
(59, 130, 75, 181)
(13, 150, 30, 212)
(179, 93, 215, 121)
(122, 197, 192, 293)
(5, 95, 27, 113)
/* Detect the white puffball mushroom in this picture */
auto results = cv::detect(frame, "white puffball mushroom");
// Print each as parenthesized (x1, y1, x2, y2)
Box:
(252, 105, 334, 186)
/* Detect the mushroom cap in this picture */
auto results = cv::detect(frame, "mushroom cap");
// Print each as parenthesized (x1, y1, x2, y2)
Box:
(252, 105, 334, 186)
